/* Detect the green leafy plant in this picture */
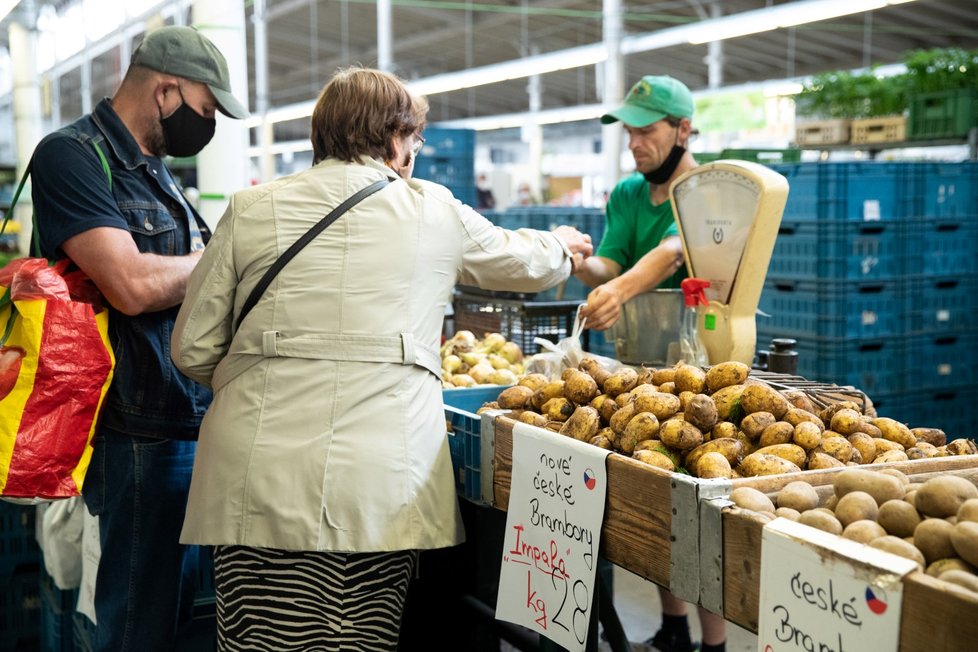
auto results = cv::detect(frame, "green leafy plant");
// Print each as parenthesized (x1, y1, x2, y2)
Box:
(796, 70, 907, 120)
(903, 48, 978, 94)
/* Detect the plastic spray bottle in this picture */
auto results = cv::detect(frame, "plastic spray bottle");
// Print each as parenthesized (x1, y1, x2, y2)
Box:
(679, 277, 711, 367)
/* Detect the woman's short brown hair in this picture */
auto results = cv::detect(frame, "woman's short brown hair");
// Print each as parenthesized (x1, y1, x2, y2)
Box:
(311, 67, 428, 164)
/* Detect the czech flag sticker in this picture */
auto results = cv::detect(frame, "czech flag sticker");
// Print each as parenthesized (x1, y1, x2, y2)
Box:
(865, 586, 888, 615)
(583, 468, 597, 490)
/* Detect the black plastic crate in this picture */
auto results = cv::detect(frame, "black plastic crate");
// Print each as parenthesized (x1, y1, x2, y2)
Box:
(0, 502, 41, 579)
(452, 292, 585, 355)
(0, 566, 41, 652)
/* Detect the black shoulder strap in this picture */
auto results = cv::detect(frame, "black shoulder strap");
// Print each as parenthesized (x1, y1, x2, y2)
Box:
(234, 178, 391, 333)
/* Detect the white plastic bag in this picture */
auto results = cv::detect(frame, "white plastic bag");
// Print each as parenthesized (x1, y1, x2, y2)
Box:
(524, 306, 622, 379)
(38, 496, 84, 589)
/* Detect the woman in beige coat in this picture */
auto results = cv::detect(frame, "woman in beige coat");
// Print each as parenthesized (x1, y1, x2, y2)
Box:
(171, 67, 591, 651)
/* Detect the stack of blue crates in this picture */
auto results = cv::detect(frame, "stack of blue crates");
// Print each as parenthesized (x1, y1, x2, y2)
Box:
(0, 502, 41, 652)
(413, 127, 477, 207)
(759, 161, 978, 439)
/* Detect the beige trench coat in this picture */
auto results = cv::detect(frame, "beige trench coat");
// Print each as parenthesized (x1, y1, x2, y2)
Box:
(171, 158, 572, 553)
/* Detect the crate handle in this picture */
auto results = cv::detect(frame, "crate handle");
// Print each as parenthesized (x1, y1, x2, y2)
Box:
(933, 336, 958, 346)
(936, 223, 960, 233)
(935, 279, 959, 290)
(778, 224, 797, 235)
(857, 285, 885, 295)
(932, 392, 958, 402)
(858, 342, 884, 352)
(773, 282, 796, 292)
(858, 225, 885, 235)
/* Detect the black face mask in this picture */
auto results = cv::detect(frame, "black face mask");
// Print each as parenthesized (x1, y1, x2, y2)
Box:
(643, 144, 686, 186)
(160, 90, 216, 157)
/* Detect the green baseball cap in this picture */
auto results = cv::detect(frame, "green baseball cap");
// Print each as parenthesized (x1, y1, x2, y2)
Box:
(131, 26, 249, 120)
(601, 75, 693, 127)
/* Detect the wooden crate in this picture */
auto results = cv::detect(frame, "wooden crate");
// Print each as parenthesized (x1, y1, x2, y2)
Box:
(795, 119, 851, 146)
(722, 462, 978, 651)
(851, 115, 908, 145)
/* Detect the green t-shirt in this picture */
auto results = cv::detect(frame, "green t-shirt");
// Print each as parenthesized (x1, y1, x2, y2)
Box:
(596, 173, 687, 289)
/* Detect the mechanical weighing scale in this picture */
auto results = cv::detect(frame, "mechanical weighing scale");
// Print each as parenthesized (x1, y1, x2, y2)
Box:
(669, 160, 789, 365)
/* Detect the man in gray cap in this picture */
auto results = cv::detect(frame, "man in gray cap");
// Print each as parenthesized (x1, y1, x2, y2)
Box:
(575, 75, 697, 332)
(574, 75, 728, 652)
(31, 25, 247, 651)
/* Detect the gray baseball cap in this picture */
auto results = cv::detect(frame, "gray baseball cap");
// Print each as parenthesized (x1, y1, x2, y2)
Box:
(131, 26, 249, 120)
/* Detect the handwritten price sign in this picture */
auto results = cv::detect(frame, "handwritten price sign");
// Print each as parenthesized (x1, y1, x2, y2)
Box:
(495, 422, 610, 652)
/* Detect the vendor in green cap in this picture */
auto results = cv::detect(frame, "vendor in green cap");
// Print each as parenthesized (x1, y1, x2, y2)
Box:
(575, 75, 696, 332)
(574, 75, 727, 652)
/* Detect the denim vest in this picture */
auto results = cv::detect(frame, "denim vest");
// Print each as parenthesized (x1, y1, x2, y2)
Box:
(32, 99, 212, 439)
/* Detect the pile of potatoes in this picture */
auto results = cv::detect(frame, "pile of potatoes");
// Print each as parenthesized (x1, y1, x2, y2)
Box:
(482, 357, 977, 478)
(728, 468, 978, 595)
(441, 330, 524, 388)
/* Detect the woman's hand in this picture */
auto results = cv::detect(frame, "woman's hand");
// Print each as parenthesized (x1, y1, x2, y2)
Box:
(552, 225, 593, 259)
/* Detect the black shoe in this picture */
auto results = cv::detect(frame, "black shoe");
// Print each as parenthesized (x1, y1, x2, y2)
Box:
(644, 628, 699, 652)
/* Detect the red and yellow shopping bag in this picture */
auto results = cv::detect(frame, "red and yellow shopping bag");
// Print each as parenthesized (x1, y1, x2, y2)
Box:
(0, 258, 114, 500)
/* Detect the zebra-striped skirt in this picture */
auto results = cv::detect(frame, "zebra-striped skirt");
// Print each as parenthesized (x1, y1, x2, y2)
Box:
(212, 545, 418, 651)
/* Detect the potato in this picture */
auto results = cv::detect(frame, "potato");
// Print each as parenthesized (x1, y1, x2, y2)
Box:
(729, 487, 775, 513)
(906, 446, 939, 460)
(618, 412, 660, 454)
(872, 417, 917, 450)
(950, 521, 978, 567)
(589, 434, 613, 450)
(632, 392, 681, 421)
(559, 406, 601, 442)
(677, 390, 696, 412)
(615, 391, 634, 408)
(842, 520, 887, 544)
(609, 402, 638, 435)
(563, 369, 599, 405)
(517, 410, 549, 428)
(869, 536, 925, 569)
(758, 421, 795, 448)
(782, 390, 815, 414)
(915, 476, 978, 518)
(830, 409, 870, 436)
(798, 510, 843, 535)
(633, 448, 675, 472)
(741, 412, 776, 440)
(958, 499, 978, 523)
(531, 381, 565, 410)
(911, 427, 946, 447)
(631, 383, 658, 398)
(784, 407, 825, 431)
(603, 367, 639, 397)
(927, 558, 976, 577)
(754, 443, 807, 468)
(817, 436, 854, 463)
(914, 518, 956, 564)
(578, 357, 612, 387)
(776, 481, 819, 512)
(674, 364, 707, 394)
(684, 438, 744, 473)
(792, 421, 823, 451)
(738, 452, 802, 477)
(877, 500, 921, 538)
(544, 421, 563, 432)
(711, 384, 746, 421)
(658, 419, 704, 451)
(518, 373, 550, 392)
(595, 426, 616, 448)
(947, 439, 978, 456)
(807, 452, 846, 470)
(695, 452, 733, 479)
(833, 468, 905, 505)
(705, 361, 750, 393)
(848, 433, 878, 464)
(740, 384, 790, 419)
(711, 422, 738, 440)
(497, 385, 535, 409)
(541, 397, 575, 422)
(635, 366, 657, 386)
(651, 368, 676, 386)
(938, 570, 978, 594)
(834, 491, 879, 527)
(684, 393, 718, 432)
(775, 507, 801, 521)
(873, 450, 910, 464)
(590, 394, 619, 424)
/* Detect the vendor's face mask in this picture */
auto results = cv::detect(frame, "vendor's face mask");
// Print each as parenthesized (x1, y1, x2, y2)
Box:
(160, 87, 216, 157)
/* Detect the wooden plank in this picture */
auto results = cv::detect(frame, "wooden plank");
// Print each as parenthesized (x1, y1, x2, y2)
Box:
(721, 507, 768, 631)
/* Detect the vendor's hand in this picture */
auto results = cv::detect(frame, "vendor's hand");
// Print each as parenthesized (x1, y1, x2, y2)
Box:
(580, 283, 625, 331)
(552, 225, 593, 259)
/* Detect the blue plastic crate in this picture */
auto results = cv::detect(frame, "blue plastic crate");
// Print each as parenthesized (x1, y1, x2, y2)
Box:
(757, 279, 906, 339)
(917, 162, 978, 218)
(768, 163, 822, 221)
(906, 276, 978, 335)
(904, 218, 978, 276)
(40, 570, 76, 652)
(820, 162, 918, 222)
(418, 128, 476, 159)
(872, 387, 978, 441)
(0, 502, 41, 578)
(443, 386, 506, 503)
(905, 333, 978, 392)
(764, 336, 905, 396)
(584, 329, 617, 360)
(0, 566, 41, 652)
(769, 220, 906, 280)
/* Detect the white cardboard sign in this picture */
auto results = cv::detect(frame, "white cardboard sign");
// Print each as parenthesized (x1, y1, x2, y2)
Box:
(758, 518, 917, 652)
(495, 422, 610, 652)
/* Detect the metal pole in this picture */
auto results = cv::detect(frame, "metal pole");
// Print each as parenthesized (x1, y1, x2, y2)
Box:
(601, 0, 624, 199)
(253, 0, 274, 183)
(377, 0, 392, 71)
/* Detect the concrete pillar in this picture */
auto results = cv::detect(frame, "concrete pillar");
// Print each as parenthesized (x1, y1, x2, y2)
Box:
(524, 65, 543, 203)
(9, 20, 43, 250)
(377, 0, 392, 72)
(193, 0, 250, 229)
(601, 0, 624, 197)
(252, 0, 273, 183)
